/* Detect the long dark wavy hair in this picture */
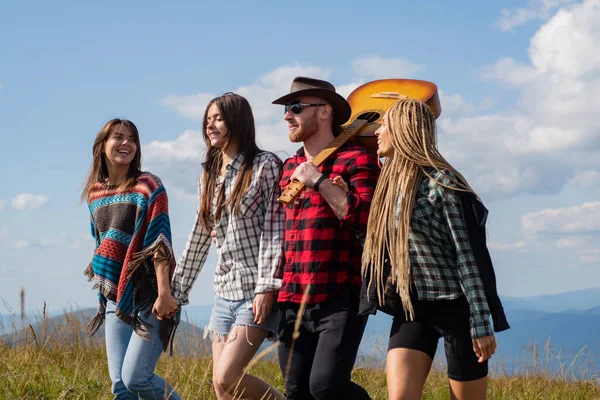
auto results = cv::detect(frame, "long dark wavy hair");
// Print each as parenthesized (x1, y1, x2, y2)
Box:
(81, 119, 142, 202)
(199, 93, 260, 229)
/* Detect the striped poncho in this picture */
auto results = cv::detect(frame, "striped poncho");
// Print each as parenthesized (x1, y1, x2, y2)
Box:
(84, 172, 178, 352)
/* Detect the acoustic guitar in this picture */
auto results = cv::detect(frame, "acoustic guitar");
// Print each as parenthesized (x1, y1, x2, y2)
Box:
(278, 79, 441, 204)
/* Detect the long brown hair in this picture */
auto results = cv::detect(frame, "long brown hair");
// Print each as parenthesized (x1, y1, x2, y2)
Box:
(80, 119, 142, 202)
(362, 98, 476, 320)
(199, 93, 260, 229)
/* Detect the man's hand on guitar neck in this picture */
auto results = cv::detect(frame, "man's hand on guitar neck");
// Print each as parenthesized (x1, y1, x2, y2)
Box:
(291, 161, 349, 220)
(290, 161, 323, 189)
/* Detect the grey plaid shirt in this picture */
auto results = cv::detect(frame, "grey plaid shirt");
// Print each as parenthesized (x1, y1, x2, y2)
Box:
(172, 151, 284, 306)
(409, 170, 492, 338)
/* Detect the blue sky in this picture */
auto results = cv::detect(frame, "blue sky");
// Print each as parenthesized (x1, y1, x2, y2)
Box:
(1, 0, 599, 314)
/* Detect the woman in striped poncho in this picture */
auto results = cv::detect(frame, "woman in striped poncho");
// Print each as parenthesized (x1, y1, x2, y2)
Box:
(81, 118, 181, 400)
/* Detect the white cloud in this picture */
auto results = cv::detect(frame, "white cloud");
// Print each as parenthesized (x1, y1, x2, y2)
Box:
(570, 169, 600, 188)
(33, 233, 93, 249)
(352, 55, 420, 80)
(159, 93, 214, 121)
(144, 130, 204, 164)
(154, 33, 599, 201)
(0, 200, 6, 211)
(555, 236, 600, 263)
(154, 63, 352, 199)
(254, 64, 331, 92)
(479, 96, 496, 109)
(159, 63, 332, 124)
(556, 237, 586, 248)
(68, 234, 95, 249)
(336, 82, 363, 99)
(510, 202, 600, 264)
(580, 252, 600, 264)
(494, 0, 576, 31)
(143, 130, 206, 201)
(438, 91, 475, 116)
(38, 234, 69, 247)
(3, 232, 92, 250)
(522, 202, 600, 235)
(481, 57, 538, 87)
(14, 240, 29, 249)
(437, 113, 574, 197)
(529, 5, 600, 76)
(442, 0, 600, 198)
(11, 193, 49, 210)
(488, 241, 526, 251)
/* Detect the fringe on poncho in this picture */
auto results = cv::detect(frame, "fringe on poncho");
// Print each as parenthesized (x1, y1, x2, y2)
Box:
(84, 172, 179, 353)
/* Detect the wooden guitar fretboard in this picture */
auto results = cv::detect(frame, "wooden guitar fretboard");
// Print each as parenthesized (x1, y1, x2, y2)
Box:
(278, 118, 369, 204)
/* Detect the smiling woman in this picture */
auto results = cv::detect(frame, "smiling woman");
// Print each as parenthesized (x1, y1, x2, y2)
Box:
(172, 93, 286, 400)
(80, 119, 142, 200)
(104, 126, 137, 170)
(80, 118, 182, 400)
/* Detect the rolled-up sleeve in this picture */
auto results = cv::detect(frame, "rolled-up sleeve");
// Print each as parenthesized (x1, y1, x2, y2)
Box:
(442, 193, 493, 339)
(341, 151, 380, 234)
(256, 157, 284, 293)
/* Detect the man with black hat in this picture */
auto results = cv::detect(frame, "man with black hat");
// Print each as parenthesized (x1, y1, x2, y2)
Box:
(272, 77, 380, 399)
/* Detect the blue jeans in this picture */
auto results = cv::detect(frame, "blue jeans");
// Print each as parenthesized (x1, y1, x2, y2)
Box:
(105, 300, 181, 400)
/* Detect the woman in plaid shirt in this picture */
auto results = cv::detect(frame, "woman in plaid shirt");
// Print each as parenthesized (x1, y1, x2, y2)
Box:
(357, 98, 509, 400)
(171, 93, 285, 400)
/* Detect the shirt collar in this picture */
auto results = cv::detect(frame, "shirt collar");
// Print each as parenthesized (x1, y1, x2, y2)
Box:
(228, 152, 244, 171)
(201, 152, 245, 171)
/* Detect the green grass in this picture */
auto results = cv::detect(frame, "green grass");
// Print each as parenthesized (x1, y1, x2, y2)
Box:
(1, 343, 599, 399)
(1, 312, 599, 399)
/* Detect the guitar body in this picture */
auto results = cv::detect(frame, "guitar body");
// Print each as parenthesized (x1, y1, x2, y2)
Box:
(347, 79, 441, 153)
(278, 78, 441, 204)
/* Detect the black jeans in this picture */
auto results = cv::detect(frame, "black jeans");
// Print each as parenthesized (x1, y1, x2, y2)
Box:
(277, 289, 371, 400)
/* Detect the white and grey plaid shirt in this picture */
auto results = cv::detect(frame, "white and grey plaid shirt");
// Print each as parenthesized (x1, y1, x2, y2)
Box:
(172, 151, 284, 306)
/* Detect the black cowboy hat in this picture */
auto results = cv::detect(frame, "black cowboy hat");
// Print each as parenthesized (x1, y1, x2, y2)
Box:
(272, 76, 351, 126)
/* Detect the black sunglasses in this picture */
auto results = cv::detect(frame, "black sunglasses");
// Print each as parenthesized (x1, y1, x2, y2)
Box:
(284, 102, 326, 114)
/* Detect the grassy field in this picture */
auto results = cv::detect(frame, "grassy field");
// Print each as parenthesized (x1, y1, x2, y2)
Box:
(2, 339, 600, 399)
(1, 310, 599, 399)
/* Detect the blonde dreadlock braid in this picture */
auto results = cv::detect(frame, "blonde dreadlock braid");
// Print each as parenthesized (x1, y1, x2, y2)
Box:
(362, 98, 477, 320)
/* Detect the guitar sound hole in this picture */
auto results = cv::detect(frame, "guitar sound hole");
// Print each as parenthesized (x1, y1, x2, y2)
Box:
(356, 112, 381, 123)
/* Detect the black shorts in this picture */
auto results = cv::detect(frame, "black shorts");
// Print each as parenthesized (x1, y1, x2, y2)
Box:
(387, 295, 488, 382)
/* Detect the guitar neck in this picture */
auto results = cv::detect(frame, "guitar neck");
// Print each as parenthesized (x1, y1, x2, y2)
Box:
(310, 119, 368, 167)
(278, 119, 368, 204)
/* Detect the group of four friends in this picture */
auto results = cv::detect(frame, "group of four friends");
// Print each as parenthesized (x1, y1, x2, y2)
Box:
(82, 76, 510, 400)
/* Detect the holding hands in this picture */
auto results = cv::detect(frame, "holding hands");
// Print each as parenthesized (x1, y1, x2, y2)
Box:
(330, 175, 349, 192)
(152, 293, 179, 321)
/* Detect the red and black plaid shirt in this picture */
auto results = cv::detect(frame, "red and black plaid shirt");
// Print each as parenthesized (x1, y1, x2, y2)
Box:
(276, 144, 380, 304)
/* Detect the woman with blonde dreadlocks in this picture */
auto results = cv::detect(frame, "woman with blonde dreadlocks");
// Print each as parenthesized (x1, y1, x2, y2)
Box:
(354, 98, 510, 400)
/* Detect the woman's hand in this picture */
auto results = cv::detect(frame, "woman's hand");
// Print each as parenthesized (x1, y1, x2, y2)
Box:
(330, 175, 349, 193)
(472, 335, 496, 363)
(252, 291, 275, 325)
(152, 293, 179, 320)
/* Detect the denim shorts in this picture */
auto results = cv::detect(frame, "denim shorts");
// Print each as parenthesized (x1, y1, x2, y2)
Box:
(205, 296, 280, 342)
